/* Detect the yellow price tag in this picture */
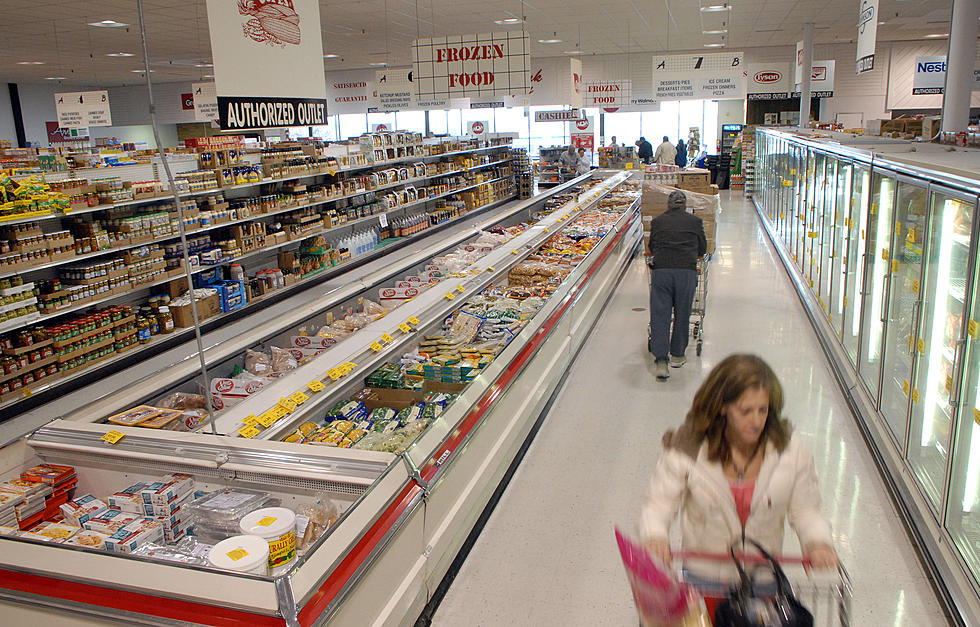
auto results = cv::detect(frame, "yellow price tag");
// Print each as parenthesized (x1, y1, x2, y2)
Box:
(258, 411, 279, 427)
(946, 375, 953, 392)
(381, 333, 393, 344)
(543, 227, 549, 232)
(487, 266, 496, 272)
(807, 231, 818, 238)
(327, 368, 341, 381)
(848, 219, 855, 229)
(892, 259, 899, 273)
(880, 248, 889, 261)
(344, 362, 357, 372)
(399, 323, 412, 333)
(307, 380, 326, 392)
(370, 341, 383, 352)
(895, 221, 902, 235)
(974, 408, 980, 426)
(445, 292, 456, 300)
(238, 425, 261, 439)
(790, 168, 796, 175)
(511, 249, 519, 254)
(101, 430, 125, 445)
(917, 338, 925, 354)
(912, 280, 919, 294)
(290, 391, 309, 405)
(624, 163, 633, 170)
(966, 318, 979, 339)
(242, 415, 259, 427)
(902, 380, 910, 396)
(408, 317, 420, 326)
(278, 397, 297, 413)
(912, 388, 919, 403)
(844, 297, 848, 307)
(456, 285, 465, 293)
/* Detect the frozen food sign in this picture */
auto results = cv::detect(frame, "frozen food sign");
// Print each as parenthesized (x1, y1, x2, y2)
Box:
(652, 53, 746, 100)
(584, 80, 631, 107)
(412, 32, 530, 99)
(206, 0, 327, 129)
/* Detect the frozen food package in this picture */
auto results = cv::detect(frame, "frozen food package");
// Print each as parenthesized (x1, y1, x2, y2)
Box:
(163, 410, 211, 432)
(132, 536, 212, 565)
(155, 392, 208, 410)
(29, 521, 80, 542)
(139, 409, 184, 429)
(64, 529, 110, 549)
(360, 298, 388, 316)
(352, 432, 390, 450)
(296, 496, 341, 549)
(244, 348, 273, 375)
(270, 346, 298, 373)
(185, 489, 278, 541)
(107, 405, 162, 427)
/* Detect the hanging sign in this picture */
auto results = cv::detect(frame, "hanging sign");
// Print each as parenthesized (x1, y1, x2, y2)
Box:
(795, 40, 807, 85)
(206, 0, 327, 129)
(469, 121, 487, 136)
(652, 52, 745, 100)
(584, 80, 631, 107)
(534, 109, 585, 122)
(746, 63, 791, 100)
(911, 56, 980, 94)
(792, 61, 836, 98)
(45, 122, 89, 144)
(856, 0, 879, 74)
(192, 82, 219, 121)
(372, 69, 414, 112)
(411, 31, 530, 99)
(55, 91, 112, 128)
(326, 69, 373, 114)
(570, 116, 595, 151)
(569, 58, 584, 108)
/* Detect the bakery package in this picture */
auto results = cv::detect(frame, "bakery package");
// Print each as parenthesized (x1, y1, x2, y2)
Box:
(59, 494, 108, 526)
(139, 473, 194, 506)
(64, 529, 110, 550)
(107, 482, 147, 513)
(103, 518, 164, 554)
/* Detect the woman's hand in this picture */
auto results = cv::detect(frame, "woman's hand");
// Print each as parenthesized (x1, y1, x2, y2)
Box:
(804, 544, 839, 571)
(645, 539, 673, 565)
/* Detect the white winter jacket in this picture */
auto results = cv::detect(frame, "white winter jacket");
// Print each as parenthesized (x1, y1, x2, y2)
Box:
(639, 433, 833, 580)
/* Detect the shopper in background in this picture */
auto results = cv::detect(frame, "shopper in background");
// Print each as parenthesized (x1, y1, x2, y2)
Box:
(654, 136, 677, 165)
(647, 190, 705, 380)
(576, 147, 592, 175)
(637, 137, 654, 164)
(609, 135, 621, 156)
(695, 150, 708, 169)
(558, 144, 585, 174)
(639, 354, 838, 603)
(675, 139, 688, 168)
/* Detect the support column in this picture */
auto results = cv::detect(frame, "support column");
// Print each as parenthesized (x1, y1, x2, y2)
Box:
(940, 0, 980, 134)
(799, 23, 814, 130)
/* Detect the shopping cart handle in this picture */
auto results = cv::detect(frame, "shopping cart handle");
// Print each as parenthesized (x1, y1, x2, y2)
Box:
(674, 549, 811, 568)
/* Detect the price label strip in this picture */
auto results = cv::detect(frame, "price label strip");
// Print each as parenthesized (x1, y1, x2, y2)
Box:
(278, 397, 297, 413)
(101, 430, 125, 445)
(258, 410, 280, 428)
(307, 380, 326, 392)
(238, 425, 261, 439)
(289, 391, 309, 405)
(381, 333, 393, 344)
(445, 292, 456, 300)
(398, 323, 412, 333)
(370, 341, 383, 352)
(242, 415, 259, 427)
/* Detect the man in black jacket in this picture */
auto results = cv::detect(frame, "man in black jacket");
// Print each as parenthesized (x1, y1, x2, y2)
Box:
(647, 190, 707, 381)
(636, 137, 654, 164)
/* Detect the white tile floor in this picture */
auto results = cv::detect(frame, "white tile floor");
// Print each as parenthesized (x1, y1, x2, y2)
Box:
(431, 192, 949, 626)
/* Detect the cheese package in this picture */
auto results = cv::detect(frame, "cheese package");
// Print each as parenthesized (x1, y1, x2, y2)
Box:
(139, 474, 194, 506)
(64, 529, 110, 549)
(104, 519, 164, 554)
(107, 482, 148, 513)
(60, 494, 108, 526)
(82, 509, 142, 534)
(28, 521, 80, 542)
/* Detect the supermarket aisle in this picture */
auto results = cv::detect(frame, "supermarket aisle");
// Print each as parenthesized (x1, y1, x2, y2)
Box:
(431, 193, 948, 626)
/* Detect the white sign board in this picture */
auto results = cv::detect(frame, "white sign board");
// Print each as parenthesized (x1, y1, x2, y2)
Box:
(192, 82, 219, 121)
(373, 69, 414, 112)
(794, 60, 836, 98)
(584, 80, 631, 107)
(412, 32, 530, 99)
(206, 0, 327, 129)
(746, 63, 792, 100)
(55, 91, 112, 128)
(652, 53, 745, 100)
(856, 0, 879, 74)
(569, 58, 584, 108)
(326, 70, 373, 114)
(534, 109, 584, 122)
(912, 56, 980, 95)
(570, 116, 595, 151)
(795, 40, 806, 85)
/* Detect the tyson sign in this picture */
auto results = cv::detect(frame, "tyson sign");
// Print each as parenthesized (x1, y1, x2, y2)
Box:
(412, 32, 530, 99)
(746, 63, 791, 100)
(754, 71, 781, 83)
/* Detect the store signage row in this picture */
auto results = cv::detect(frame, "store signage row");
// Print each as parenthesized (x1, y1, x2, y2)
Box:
(856, 0, 879, 74)
(55, 91, 112, 128)
(206, 0, 327, 130)
(534, 109, 585, 122)
(652, 52, 746, 100)
(912, 56, 980, 95)
(584, 80, 631, 107)
(412, 31, 531, 99)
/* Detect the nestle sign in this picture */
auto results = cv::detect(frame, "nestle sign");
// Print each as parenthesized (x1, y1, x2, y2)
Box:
(754, 71, 782, 83)
(918, 61, 946, 73)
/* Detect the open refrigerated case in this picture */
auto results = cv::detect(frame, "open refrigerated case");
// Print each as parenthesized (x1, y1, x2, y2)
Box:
(754, 128, 980, 624)
(0, 171, 643, 626)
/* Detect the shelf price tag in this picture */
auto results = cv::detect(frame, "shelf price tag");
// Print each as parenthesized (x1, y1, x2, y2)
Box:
(101, 430, 125, 445)
(892, 260, 900, 273)
(445, 292, 456, 300)
(242, 415, 259, 427)
(238, 425, 261, 439)
(543, 227, 549, 232)
(970, 319, 979, 339)
(381, 333, 394, 344)
(342, 362, 357, 373)
(307, 380, 326, 392)
(289, 391, 309, 405)
(974, 408, 980, 426)
(407, 317, 420, 326)
(369, 341, 384, 352)
(487, 266, 496, 272)
(946, 375, 953, 392)
(912, 388, 919, 403)
(880, 248, 889, 261)
(258, 410, 280, 428)
(912, 280, 919, 294)
(902, 380, 910, 396)
(511, 249, 519, 254)
(456, 285, 465, 293)
(278, 397, 297, 413)
(917, 338, 925, 354)
(844, 297, 848, 308)
(398, 323, 412, 333)
(327, 368, 342, 381)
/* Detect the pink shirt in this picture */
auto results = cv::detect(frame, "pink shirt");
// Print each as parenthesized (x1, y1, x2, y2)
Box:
(730, 481, 755, 527)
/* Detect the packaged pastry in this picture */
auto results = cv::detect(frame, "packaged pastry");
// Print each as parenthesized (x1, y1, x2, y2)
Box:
(82, 509, 142, 534)
(20, 464, 75, 486)
(0, 479, 50, 497)
(104, 519, 164, 554)
(64, 529, 110, 549)
(139, 473, 194, 506)
(29, 521, 80, 542)
(60, 494, 108, 526)
(107, 405, 162, 427)
(107, 482, 147, 513)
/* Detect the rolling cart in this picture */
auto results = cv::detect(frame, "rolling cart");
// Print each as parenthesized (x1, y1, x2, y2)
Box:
(645, 255, 709, 357)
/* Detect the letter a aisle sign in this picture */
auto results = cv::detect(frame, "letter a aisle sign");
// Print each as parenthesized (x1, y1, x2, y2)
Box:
(412, 32, 530, 99)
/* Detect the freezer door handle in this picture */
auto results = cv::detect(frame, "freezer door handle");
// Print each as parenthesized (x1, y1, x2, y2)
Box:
(951, 338, 968, 406)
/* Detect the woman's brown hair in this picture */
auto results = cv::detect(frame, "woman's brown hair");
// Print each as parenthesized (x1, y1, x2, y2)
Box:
(666, 354, 791, 461)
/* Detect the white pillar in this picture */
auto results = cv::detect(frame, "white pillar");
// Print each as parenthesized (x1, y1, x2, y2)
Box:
(941, 0, 980, 134)
(799, 23, 814, 130)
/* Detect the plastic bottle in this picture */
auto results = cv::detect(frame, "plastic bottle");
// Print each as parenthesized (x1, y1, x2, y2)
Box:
(230, 264, 245, 284)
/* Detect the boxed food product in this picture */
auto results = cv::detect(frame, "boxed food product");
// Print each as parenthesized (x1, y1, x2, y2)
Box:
(104, 518, 164, 553)
(185, 489, 277, 543)
(64, 529, 110, 549)
(60, 494, 108, 526)
(107, 482, 147, 513)
(28, 521, 80, 542)
(83, 509, 142, 534)
(141, 491, 191, 517)
(139, 473, 194, 506)
(20, 464, 76, 486)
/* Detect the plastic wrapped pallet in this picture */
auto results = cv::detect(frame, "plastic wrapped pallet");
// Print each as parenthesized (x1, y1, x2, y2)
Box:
(642, 181, 720, 254)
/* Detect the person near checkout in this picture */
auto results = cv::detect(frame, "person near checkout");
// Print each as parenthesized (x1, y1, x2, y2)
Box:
(636, 137, 654, 164)
(655, 136, 677, 165)
(558, 145, 588, 176)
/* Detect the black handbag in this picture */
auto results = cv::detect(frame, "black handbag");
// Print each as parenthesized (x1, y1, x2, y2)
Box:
(713, 540, 814, 627)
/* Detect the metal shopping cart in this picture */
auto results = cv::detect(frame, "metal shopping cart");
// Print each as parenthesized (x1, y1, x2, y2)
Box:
(669, 551, 852, 627)
(646, 255, 709, 357)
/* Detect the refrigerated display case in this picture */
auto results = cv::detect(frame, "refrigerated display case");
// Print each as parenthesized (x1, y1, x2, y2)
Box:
(0, 171, 643, 625)
(753, 127, 980, 623)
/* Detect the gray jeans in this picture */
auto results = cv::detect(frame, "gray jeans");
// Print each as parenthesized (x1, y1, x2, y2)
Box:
(649, 268, 698, 362)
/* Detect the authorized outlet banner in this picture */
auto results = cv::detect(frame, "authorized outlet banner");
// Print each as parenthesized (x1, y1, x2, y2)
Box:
(652, 52, 745, 100)
(55, 91, 111, 128)
(793, 60, 836, 98)
(912, 56, 980, 95)
(746, 63, 791, 100)
(192, 82, 219, 122)
(856, 0, 879, 74)
(206, 0, 327, 129)
(412, 31, 530, 99)
(584, 80, 630, 107)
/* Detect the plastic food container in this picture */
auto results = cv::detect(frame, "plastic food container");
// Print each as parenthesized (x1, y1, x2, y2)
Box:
(209, 535, 270, 575)
(239, 507, 297, 576)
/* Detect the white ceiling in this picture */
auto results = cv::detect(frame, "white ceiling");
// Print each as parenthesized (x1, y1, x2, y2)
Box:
(0, 0, 959, 87)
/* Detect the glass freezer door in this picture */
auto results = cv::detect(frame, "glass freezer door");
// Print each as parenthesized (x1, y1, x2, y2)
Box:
(829, 161, 853, 337)
(879, 181, 928, 449)
(858, 173, 898, 403)
(911, 189, 978, 514)
(804, 153, 823, 289)
(842, 167, 871, 365)
(818, 157, 838, 314)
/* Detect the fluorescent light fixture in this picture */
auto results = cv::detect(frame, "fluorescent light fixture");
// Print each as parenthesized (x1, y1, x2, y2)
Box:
(88, 19, 128, 28)
(702, 29, 728, 34)
(131, 69, 154, 73)
(369, 62, 387, 66)
(195, 63, 213, 68)
(563, 50, 584, 55)
(44, 77, 65, 80)
(704, 43, 725, 47)
(494, 18, 523, 24)
(700, 4, 729, 12)
(537, 39, 562, 44)
(106, 52, 135, 57)
(16, 61, 44, 65)
(323, 54, 340, 58)
(925, 33, 948, 38)
(202, 74, 214, 78)
(877, 21, 887, 25)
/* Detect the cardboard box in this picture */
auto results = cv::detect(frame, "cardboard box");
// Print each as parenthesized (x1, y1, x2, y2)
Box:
(362, 388, 422, 411)
(172, 293, 221, 327)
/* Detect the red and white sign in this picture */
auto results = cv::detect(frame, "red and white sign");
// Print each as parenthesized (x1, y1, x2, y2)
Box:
(372, 123, 390, 132)
(181, 93, 194, 110)
(45, 122, 89, 144)
(585, 80, 631, 107)
(570, 115, 595, 151)
(412, 32, 530, 99)
(469, 121, 486, 136)
(746, 63, 791, 100)
(569, 58, 583, 108)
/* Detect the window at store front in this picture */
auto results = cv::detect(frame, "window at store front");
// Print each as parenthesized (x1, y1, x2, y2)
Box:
(336, 114, 368, 141)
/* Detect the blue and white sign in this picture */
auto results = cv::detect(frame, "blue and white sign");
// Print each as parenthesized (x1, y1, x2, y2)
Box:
(912, 56, 980, 95)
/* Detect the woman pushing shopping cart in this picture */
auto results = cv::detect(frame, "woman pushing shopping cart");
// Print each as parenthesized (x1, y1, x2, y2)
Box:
(624, 354, 846, 625)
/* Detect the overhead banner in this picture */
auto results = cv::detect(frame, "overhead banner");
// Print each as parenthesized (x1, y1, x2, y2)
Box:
(569, 58, 584, 108)
(46, 122, 89, 144)
(746, 63, 792, 100)
(912, 56, 980, 95)
(793, 60, 836, 98)
(372, 69, 414, 112)
(584, 80, 631, 107)
(192, 82, 219, 122)
(570, 116, 594, 151)
(856, 0, 879, 74)
(794, 40, 806, 85)
(411, 31, 530, 99)
(326, 70, 372, 114)
(55, 91, 112, 128)
(206, 0, 327, 129)
(652, 52, 745, 100)
(534, 109, 585, 122)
